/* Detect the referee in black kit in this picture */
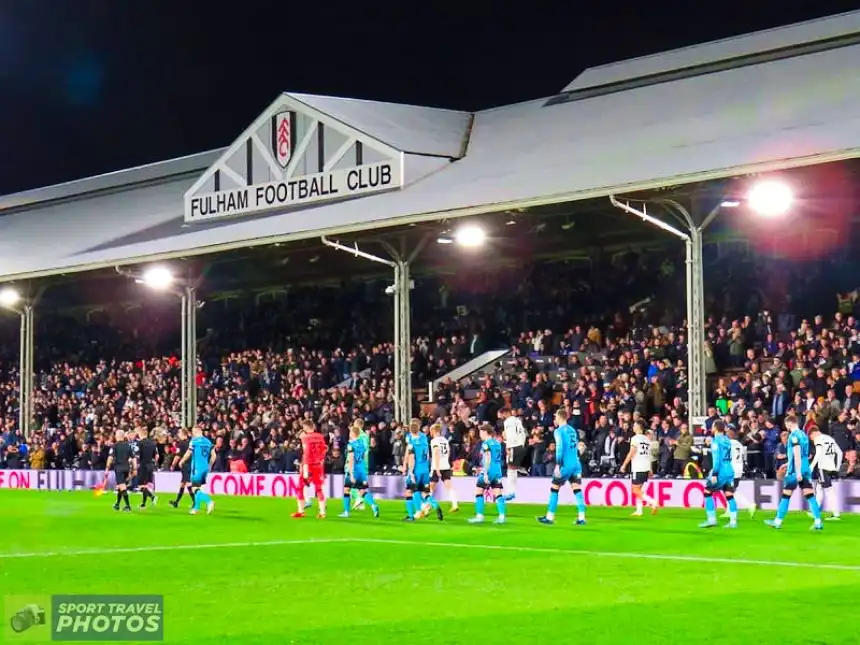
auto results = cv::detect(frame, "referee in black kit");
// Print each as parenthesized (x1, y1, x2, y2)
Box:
(136, 427, 159, 509)
(170, 428, 194, 509)
(105, 430, 135, 512)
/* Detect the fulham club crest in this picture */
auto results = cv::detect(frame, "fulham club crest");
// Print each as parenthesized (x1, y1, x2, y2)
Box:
(273, 111, 292, 168)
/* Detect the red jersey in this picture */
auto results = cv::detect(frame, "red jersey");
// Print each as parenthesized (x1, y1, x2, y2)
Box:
(301, 432, 328, 466)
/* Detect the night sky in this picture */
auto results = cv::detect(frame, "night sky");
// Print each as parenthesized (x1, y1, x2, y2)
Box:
(0, 0, 857, 195)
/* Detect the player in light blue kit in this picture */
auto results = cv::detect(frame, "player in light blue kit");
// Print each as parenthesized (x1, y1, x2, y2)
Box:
(538, 410, 586, 526)
(699, 420, 739, 528)
(468, 425, 507, 524)
(765, 414, 823, 531)
(340, 425, 379, 518)
(402, 419, 443, 522)
(179, 427, 216, 516)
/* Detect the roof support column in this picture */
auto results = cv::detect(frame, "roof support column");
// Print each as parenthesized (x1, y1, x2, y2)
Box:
(18, 304, 35, 438)
(181, 286, 199, 429)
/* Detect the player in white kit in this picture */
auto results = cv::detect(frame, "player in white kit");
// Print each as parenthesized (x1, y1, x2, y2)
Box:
(620, 421, 658, 516)
(427, 423, 458, 513)
(723, 430, 756, 518)
(809, 427, 843, 520)
(502, 409, 528, 501)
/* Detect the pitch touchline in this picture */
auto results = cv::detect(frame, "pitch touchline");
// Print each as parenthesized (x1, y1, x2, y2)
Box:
(2, 538, 859, 572)
(346, 538, 860, 572)
(0, 539, 350, 559)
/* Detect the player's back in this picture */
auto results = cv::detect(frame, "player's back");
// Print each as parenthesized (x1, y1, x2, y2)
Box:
(630, 434, 651, 472)
(483, 438, 503, 475)
(729, 438, 745, 477)
(302, 432, 327, 465)
(349, 438, 367, 472)
(410, 433, 431, 471)
(431, 436, 451, 470)
(556, 424, 581, 470)
(787, 429, 811, 475)
(713, 435, 733, 477)
(190, 436, 213, 473)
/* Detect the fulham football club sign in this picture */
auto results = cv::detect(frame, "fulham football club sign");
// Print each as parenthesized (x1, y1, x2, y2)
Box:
(273, 111, 292, 168)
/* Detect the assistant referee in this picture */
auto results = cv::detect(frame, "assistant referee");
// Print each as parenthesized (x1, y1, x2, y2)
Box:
(105, 430, 135, 512)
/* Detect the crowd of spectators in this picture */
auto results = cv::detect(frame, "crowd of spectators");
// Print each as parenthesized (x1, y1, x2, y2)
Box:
(0, 250, 858, 482)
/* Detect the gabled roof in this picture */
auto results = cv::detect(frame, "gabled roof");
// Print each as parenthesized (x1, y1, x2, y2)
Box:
(562, 9, 860, 93)
(1, 12, 860, 281)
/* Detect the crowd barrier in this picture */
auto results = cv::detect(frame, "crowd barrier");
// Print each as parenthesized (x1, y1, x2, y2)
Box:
(3, 469, 859, 513)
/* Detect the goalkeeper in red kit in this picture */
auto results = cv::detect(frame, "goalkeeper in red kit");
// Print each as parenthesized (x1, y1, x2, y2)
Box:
(293, 420, 328, 518)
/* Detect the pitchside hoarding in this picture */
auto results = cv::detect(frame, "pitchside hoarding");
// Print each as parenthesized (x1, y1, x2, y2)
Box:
(2, 470, 859, 512)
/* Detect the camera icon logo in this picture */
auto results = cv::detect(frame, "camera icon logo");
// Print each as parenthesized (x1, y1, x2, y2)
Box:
(10, 604, 46, 634)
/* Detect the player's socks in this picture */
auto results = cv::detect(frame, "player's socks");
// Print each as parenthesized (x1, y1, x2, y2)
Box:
(634, 499, 643, 515)
(475, 494, 486, 518)
(405, 498, 415, 519)
(505, 471, 518, 500)
(343, 494, 351, 514)
(642, 493, 657, 509)
(805, 492, 822, 521)
(700, 494, 716, 526)
(574, 490, 586, 517)
(728, 497, 738, 524)
(826, 488, 840, 518)
(547, 489, 560, 515)
(363, 492, 378, 513)
(775, 495, 790, 522)
(116, 491, 123, 507)
(423, 494, 439, 510)
(318, 499, 326, 517)
(495, 494, 506, 518)
(174, 487, 185, 504)
(411, 491, 423, 513)
(122, 490, 131, 509)
(195, 490, 212, 511)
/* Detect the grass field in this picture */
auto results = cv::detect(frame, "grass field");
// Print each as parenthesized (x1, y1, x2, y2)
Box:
(1, 490, 858, 644)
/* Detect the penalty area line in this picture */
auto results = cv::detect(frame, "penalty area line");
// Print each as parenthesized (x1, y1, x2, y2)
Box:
(0, 538, 351, 560)
(345, 538, 860, 572)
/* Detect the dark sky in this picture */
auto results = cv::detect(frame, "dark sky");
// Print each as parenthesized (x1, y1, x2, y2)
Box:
(0, 0, 857, 194)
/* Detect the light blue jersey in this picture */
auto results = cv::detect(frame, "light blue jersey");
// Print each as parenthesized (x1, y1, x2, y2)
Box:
(710, 434, 734, 482)
(786, 429, 812, 479)
(348, 437, 368, 482)
(190, 435, 213, 482)
(554, 424, 582, 475)
(482, 437, 504, 481)
(408, 433, 431, 474)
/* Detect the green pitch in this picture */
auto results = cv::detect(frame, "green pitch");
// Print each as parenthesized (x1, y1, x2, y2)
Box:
(1, 490, 858, 645)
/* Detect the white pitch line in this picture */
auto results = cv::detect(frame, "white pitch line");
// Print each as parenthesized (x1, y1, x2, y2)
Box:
(0, 538, 349, 560)
(346, 538, 860, 572)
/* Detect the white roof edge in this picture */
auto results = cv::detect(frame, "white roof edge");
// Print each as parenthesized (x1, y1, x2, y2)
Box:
(286, 91, 468, 116)
(0, 148, 225, 214)
(563, 9, 860, 92)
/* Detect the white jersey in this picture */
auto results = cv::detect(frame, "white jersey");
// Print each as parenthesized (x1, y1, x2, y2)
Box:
(730, 439, 746, 479)
(503, 416, 527, 449)
(430, 436, 452, 471)
(813, 433, 843, 472)
(630, 434, 652, 473)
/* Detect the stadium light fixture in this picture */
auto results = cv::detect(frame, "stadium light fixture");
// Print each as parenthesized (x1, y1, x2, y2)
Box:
(747, 179, 793, 217)
(0, 286, 21, 309)
(139, 266, 175, 291)
(454, 224, 486, 248)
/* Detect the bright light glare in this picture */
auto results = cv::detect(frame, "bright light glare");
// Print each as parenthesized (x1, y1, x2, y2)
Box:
(141, 266, 174, 290)
(454, 224, 486, 248)
(720, 200, 740, 208)
(436, 236, 453, 244)
(0, 286, 20, 308)
(747, 180, 793, 217)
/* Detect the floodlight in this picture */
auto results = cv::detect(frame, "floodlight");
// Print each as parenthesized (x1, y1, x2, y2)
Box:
(0, 286, 21, 308)
(747, 180, 793, 217)
(720, 200, 740, 208)
(454, 224, 486, 248)
(140, 266, 174, 290)
(436, 235, 453, 244)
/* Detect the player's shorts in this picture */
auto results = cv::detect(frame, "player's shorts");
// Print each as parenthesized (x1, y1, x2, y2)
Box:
(114, 469, 129, 487)
(783, 471, 813, 491)
(632, 471, 649, 486)
(406, 471, 430, 492)
(817, 470, 837, 488)
(345, 474, 368, 490)
(552, 466, 582, 487)
(190, 471, 209, 487)
(431, 469, 452, 483)
(138, 464, 154, 486)
(476, 473, 503, 490)
(733, 477, 741, 489)
(705, 473, 735, 492)
(507, 446, 527, 467)
(301, 464, 325, 489)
